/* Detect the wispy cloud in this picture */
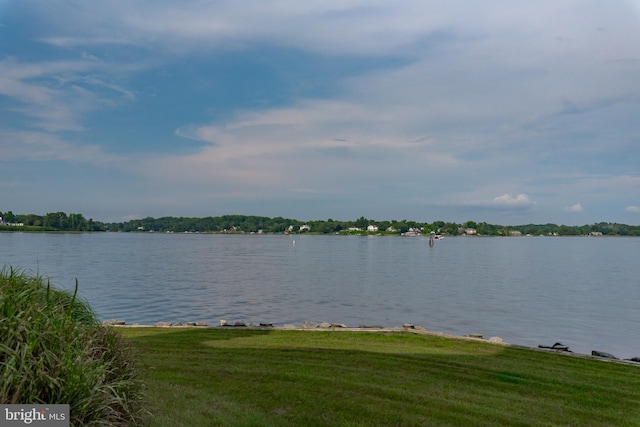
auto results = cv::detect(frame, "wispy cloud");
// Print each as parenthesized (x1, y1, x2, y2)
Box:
(40, 36, 135, 48)
(0, 128, 123, 164)
(563, 203, 584, 213)
(0, 56, 136, 133)
(625, 205, 640, 213)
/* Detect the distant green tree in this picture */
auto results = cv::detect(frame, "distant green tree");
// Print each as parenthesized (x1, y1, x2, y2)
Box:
(432, 221, 445, 229)
(392, 221, 409, 233)
(43, 212, 68, 230)
(377, 221, 391, 232)
(354, 216, 369, 229)
(442, 222, 460, 235)
(475, 222, 493, 235)
(68, 213, 87, 231)
(2, 211, 16, 223)
(558, 225, 579, 236)
(21, 214, 43, 227)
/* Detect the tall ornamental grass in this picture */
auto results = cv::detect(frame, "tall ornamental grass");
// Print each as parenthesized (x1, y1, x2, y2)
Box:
(0, 267, 145, 425)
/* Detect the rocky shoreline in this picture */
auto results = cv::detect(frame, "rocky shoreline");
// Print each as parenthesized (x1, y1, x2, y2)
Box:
(103, 319, 640, 364)
(102, 318, 500, 339)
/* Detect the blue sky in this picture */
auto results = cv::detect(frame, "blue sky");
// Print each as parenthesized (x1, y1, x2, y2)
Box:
(1, 1, 639, 225)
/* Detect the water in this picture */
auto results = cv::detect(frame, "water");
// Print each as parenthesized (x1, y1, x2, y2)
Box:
(1, 232, 639, 358)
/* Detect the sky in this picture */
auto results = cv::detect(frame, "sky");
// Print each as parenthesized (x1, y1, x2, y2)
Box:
(1, 1, 639, 225)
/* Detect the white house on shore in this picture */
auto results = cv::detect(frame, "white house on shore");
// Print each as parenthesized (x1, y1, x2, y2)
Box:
(367, 225, 379, 232)
(402, 228, 421, 236)
(285, 224, 310, 233)
(0, 217, 24, 227)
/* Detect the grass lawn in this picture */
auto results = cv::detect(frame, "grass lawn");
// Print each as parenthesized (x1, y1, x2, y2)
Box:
(121, 327, 640, 426)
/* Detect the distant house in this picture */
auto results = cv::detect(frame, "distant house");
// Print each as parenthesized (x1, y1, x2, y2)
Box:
(510, 230, 523, 237)
(0, 217, 24, 227)
(367, 225, 379, 233)
(402, 228, 421, 236)
(465, 228, 477, 236)
(299, 224, 311, 232)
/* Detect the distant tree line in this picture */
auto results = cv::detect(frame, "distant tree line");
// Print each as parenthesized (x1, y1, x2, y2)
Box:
(109, 215, 303, 233)
(2, 210, 640, 236)
(0, 211, 101, 231)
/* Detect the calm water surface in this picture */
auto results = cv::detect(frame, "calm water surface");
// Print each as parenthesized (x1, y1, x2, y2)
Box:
(1, 232, 639, 358)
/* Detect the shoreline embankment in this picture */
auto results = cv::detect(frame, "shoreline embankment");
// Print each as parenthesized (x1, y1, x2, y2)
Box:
(103, 319, 640, 365)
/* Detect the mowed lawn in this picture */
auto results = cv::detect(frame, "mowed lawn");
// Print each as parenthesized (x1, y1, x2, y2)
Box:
(121, 328, 640, 426)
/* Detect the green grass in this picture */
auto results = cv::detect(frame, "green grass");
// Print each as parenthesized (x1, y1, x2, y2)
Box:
(122, 327, 640, 426)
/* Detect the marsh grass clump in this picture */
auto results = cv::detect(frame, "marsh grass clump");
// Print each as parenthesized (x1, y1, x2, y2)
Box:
(0, 267, 145, 425)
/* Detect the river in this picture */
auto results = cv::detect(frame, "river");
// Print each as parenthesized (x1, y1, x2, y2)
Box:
(1, 232, 638, 358)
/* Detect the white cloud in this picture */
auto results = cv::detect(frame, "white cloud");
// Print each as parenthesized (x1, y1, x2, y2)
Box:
(492, 193, 535, 207)
(624, 205, 640, 213)
(563, 203, 584, 213)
